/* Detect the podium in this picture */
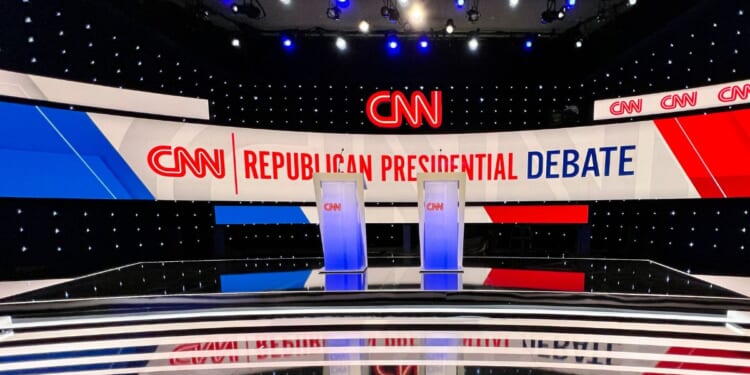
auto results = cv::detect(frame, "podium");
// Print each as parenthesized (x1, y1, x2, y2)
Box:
(417, 172, 467, 272)
(313, 173, 368, 272)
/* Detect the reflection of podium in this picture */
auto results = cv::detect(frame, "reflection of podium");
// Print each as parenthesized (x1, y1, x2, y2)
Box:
(417, 173, 466, 272)
(314, 173, 368, 272)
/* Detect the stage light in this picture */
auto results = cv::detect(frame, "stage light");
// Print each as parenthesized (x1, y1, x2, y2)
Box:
(387, 34, 399, 50)
(381, 6, 390, 17)
(336, 0, 350, 8)
(467, 8, 480, 22)
(509, 0, 519, 8)
(281, 35, 293, 49)
(358, 20, 370, 33)
(398, 0, 410, 6)
(231, 1, 262, 18)
(407, 2, 426, 27)
(524, 39, 533, 50)
(557, 8, 566, 20)
(468, 37, 479, 51)
(418, 34, 429, 49)
(456, 0, 465, 9)
(327, 5, 341, 20)
(566, 0, 575, 8)
(280, 0, 291, 5)
(541, 10, 556, 23)
(628, 0, 637, 5)
(445, 19, 455, 34)
(335, 36, 347, 50)
(575, 39, 583, 48)
(231, 38, 240, 47)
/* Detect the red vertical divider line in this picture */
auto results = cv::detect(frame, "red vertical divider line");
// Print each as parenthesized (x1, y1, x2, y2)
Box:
(653, 118, 724, 198)
(483, 205, 589, 224)
(231, 132, 239, 195)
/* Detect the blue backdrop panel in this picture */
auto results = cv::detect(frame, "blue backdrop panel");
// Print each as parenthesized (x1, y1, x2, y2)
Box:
(220, 270, 312, 292)
(422, 181, 460, 270)
(214, 205, 310, 224)
(0, 101, 153, 199)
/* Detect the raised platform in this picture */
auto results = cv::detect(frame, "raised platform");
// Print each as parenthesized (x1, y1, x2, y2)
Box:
(0, 257, 749, 374)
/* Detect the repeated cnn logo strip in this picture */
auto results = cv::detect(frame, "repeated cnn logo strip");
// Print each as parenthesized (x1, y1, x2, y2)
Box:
(654, 108, 750, 198)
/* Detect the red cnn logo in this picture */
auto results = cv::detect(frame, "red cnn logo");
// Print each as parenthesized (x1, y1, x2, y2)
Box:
(366, 90, 442, 129)
(660, 91, 698, 109)
(323, 202, 342, 211)
(147, 145, 225, 178)
(718, 83, 750, 103)
(609, 99, 643, 115)
(426, 202, 444, 211)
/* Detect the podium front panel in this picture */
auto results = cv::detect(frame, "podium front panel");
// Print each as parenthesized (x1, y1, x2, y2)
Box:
(319, 181, 365, 271)
(422, 180, 460, 270)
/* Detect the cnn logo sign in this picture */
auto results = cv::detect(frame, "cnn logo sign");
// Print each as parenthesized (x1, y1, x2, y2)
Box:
(366, 90, 442, 129)
(426, 202, 444, 211)
(323, 202, 342, 211)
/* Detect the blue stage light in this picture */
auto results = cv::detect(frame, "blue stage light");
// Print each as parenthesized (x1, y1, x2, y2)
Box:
(387, 35, 399, 50)
(418, 35, 429, 50)
(524, 39, 533, 50)
(281, 35, 293, 49)
(337, 0, 350, 8)
(456, 0, 465, 9)
(566, 0, 576, 9)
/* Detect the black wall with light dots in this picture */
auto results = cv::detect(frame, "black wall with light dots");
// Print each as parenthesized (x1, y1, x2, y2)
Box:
(0, 0, 749, 279)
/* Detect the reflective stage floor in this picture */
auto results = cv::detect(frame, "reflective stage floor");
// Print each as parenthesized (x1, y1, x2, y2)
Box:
(1, 257, 749, 374)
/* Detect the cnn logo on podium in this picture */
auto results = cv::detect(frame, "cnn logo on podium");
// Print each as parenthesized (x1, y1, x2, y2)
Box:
(323, 202, 342, 211)
(426, 202, 444, 211)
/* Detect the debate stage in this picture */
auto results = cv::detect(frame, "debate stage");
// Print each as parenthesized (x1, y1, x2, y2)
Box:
(1, 256, 749, 374)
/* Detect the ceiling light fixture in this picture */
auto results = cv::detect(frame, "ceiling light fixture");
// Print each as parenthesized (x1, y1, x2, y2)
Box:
(358, 20, 370, 33)
(445, 18, 455, 34)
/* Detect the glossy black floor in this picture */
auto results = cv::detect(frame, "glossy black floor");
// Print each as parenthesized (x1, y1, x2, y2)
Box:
(1, 256, 742, 303)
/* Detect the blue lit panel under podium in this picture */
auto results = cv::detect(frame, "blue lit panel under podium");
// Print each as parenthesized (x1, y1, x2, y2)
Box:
(314, 173, 368, 272)
(418, 173, 467, 272)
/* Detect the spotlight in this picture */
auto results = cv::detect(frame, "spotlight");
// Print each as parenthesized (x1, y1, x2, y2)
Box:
(418, 34, 430, 50)
(467, 8, 480, 22)
(281, 35, 293, 49)
(509, 0, 519, 8)
(398, 0, 410, 6)
(335, 36, 347, 50)
(327, 5, 341, 20)
(231, 38, 240, 48)
(387, 34, 399, 50)
(628, 0, 637, 5)
(231, 1, 262, 18)
(566, 0, 575, 9)
(388, 8, 400, 22)
(456, 0, 465, 8)
(468, 37, 479, 51)
(407, 2, 426, 27)
(557, 7, 566, 20)
(524, 39, 533, 50)
(445, 19, 455, 34)
(336, 0, 350, 8)
(575, 39, 583, 48)
(279, 0, 291, 5)
(358, 20, 370, 33)
(541, 10, 557, 23)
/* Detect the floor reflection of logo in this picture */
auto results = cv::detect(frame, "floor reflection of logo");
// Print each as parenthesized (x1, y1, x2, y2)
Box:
(373, 366, 416, 375)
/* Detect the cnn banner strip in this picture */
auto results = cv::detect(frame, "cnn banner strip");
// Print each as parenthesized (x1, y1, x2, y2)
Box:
(213, 205, 589, 225)
(594, 78, 750, 120)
